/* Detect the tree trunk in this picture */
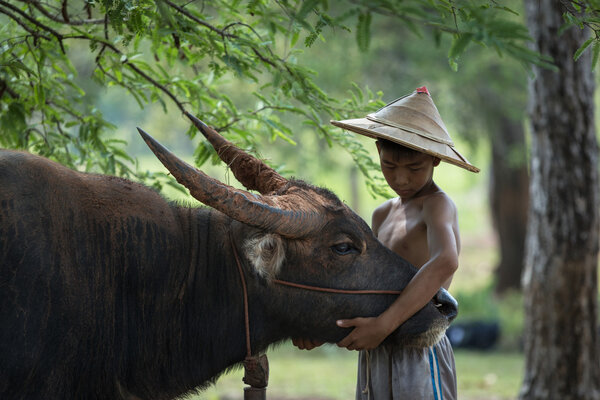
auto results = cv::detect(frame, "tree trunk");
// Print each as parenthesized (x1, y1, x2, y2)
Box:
(520, 2, 600, 399)
(490, 115, 529, 294)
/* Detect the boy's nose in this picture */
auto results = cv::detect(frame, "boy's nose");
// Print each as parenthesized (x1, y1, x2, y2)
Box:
(395, 174, 409, 186)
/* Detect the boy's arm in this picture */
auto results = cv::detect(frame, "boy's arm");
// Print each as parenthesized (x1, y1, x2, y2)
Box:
(336, 195, 459, 351)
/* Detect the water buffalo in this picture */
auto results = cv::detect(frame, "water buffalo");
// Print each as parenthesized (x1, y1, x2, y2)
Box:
(0, 114, 457, 400)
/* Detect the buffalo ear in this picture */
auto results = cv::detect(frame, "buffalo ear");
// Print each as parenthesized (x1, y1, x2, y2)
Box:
(244, 234, 286, 280)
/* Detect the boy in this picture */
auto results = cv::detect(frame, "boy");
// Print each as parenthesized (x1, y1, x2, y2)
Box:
(294, 87, 479, 399)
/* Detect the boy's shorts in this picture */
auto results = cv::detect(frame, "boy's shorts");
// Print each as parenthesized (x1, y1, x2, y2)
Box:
(356, 335, 457, 400)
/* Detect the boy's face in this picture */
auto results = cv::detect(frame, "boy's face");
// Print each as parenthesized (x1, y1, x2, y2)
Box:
(376, 142, 440, 200)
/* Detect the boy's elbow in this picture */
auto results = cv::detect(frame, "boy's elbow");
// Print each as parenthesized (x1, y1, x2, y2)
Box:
(446, 261, 459, 275)
(437, 254, 459, 275)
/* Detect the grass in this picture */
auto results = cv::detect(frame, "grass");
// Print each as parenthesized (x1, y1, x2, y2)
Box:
(455, 350, 523, 400)
(186, 344, 523, 400)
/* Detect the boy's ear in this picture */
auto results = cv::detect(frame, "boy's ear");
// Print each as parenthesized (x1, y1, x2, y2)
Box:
(433, 157, 441, 167)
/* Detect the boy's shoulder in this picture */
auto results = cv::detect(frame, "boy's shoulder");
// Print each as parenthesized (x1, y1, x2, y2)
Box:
(423, 188, 454, 205)
(371, 198, 397, 234)
(373, 197, 396, 216)
(422, 189, 457, 213)
(420, 187, 454, 203)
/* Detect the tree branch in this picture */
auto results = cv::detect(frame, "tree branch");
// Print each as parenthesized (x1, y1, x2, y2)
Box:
(0, 5, 51, 40)
(60, 0, 68, 23)
(125, 61, 187, 113)
(162, 0, 237, 38)
(63, 33, 188, 114)
(163, 1, 286, 80)
(3, 0, 315, 134)
(217, 105, 296, 131)
(0, 0, 65, 52)
(16, 0, 104, 25)
(46, 100, 85, 122)
(0, 79, 20, 99)
(561, 0, 600, 37)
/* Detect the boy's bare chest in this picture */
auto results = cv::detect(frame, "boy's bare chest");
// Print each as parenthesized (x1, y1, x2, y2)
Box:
(376, 204, 429, 267)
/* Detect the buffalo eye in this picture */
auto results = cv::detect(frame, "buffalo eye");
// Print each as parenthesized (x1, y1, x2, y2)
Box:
(332, 242, 358, 255)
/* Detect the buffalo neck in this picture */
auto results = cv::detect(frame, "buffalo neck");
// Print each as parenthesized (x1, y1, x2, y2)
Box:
(126, 206, 274, 398)
(178, 207, 250, 385)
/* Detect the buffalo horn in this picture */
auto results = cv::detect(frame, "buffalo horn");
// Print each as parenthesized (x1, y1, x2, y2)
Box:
(185, 111, 288, 195)
(137, 128, 323, 238)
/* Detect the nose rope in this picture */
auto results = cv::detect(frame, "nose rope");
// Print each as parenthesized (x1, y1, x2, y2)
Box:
(231, 238, 269, 399)
(272, 279, 402, 295)
(232, 240, 253, 358)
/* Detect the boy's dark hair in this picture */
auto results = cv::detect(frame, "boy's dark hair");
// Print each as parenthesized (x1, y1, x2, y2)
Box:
(376, 139, 422, 159)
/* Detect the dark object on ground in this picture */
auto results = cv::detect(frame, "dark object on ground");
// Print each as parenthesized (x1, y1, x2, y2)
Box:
(446, 320, 500, 350)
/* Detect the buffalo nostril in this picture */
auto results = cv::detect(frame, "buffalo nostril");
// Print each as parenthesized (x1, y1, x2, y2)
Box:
(434, 288, 459, 322)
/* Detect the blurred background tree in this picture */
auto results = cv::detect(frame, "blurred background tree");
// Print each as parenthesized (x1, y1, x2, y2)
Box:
(520, 2, 600, 399)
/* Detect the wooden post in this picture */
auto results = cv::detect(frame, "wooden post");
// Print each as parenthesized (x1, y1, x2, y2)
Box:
(244, 386, 267, 400)
(243, 354, 269, 400)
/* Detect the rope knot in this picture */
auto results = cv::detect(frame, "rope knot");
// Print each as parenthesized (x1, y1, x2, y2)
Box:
(243, 354, 269, 388)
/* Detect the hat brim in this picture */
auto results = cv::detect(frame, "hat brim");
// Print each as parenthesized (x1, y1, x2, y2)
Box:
(331, 118, 480, 173)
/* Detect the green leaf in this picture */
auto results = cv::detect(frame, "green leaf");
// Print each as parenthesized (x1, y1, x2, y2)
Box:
(34, 84, 46, 107)
(492, 5, 520, 16)
(592, 41, 600, 69)
(356, 12, 371, 53)
(574, 37, 595, 61)
(290, 30, 300, 47)
(297, 0, 321, 21)
(448, 33, 473, 61)
(448, 58, 458, 72)
(3, 60, 35, 77)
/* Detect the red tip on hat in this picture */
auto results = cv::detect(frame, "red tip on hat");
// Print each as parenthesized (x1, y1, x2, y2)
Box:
(416, 86, 429, 95)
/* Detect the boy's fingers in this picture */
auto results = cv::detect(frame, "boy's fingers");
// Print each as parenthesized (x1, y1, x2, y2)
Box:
(336, 317, 363, 328)
(292, 338, 325, 350)
(337, 335, 352, 348)
(291, 338, 305, 349)
(293, 338, 310, 350)
(305, 340, 324, 350)
(336, 318, 373, 350)
(336, 328, 358, 349)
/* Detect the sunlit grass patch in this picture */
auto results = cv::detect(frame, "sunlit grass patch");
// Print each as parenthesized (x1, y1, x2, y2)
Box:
(455, 350, 523, 400)
(187, 344, 523, 400)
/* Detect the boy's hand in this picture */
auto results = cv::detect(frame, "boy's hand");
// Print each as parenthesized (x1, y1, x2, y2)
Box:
(336, 317, 390, 351)
(291, 338, 324, 350)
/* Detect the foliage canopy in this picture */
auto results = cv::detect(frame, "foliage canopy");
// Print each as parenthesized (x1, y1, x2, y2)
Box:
(0, 0, 593, 195)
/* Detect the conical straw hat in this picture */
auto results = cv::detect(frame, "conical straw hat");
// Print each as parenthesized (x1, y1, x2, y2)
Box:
(331, 87, 480, 173)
